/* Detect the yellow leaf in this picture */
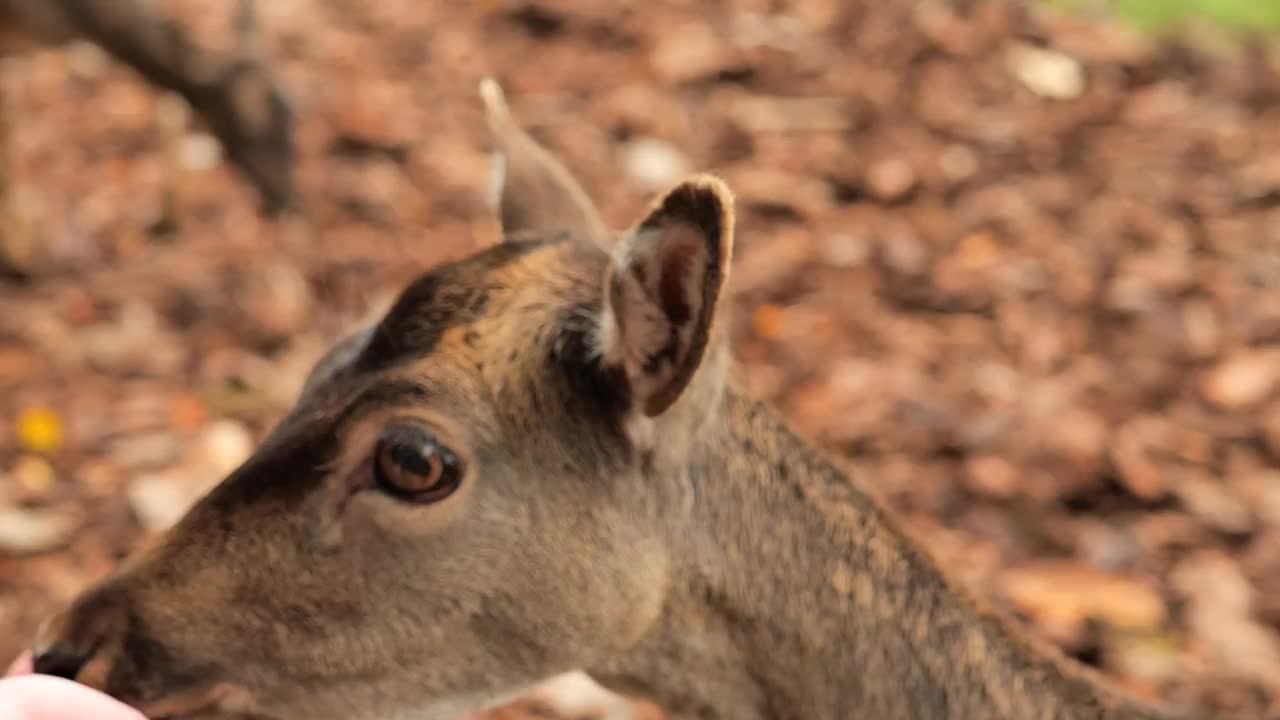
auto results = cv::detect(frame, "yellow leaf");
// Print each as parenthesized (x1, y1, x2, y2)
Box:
(16, 407, 64, 455)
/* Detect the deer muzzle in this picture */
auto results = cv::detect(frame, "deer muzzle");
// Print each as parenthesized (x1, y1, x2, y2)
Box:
(31, 581, 259, 719)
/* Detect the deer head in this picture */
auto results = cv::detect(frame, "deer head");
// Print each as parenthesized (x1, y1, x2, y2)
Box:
(31, 79, 734, 720)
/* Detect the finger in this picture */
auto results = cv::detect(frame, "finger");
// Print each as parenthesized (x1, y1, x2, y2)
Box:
(4, 652, 32, 678)
(0, 674, 146, 720)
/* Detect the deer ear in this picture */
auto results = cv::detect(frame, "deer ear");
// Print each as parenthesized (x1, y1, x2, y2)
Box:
(601, 175, 735, 417)
(233, 0, 261, 60)
(479, 78, 610, 245)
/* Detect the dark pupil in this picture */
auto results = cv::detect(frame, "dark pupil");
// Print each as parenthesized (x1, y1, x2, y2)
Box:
(389, 440, 434, 477)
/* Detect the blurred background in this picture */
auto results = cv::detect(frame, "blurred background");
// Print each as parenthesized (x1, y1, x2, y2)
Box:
(1, 0, 1279, 717)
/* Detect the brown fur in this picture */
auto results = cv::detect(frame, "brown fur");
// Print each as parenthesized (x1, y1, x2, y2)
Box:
(30, 80, 1225, 720)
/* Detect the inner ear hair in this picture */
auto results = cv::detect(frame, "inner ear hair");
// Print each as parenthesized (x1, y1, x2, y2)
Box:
(603, 175, 735, 418)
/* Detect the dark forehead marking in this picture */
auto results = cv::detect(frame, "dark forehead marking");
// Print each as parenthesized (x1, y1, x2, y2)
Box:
(196, 418, 335, 516)
(354, 234, 568, 374)
(330, 379, 438, 432)
(198, 379, 439, 515)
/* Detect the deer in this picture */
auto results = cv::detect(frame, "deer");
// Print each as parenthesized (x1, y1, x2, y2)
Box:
(19, 76, 1227, 720)
(0, 0, 294, 273)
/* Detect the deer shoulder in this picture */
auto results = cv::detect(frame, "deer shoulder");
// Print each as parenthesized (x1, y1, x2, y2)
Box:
(27, 80, 1229, 720)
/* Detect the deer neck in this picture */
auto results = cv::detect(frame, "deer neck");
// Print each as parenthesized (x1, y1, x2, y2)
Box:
(592, 380, 1186, 720)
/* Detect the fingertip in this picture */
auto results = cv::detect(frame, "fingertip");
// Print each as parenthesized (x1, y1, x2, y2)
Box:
(5, 652, 32, 677)
(0, 675, 146, 720)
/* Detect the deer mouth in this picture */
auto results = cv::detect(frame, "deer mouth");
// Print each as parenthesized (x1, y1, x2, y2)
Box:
(149, 710, 273, 720)
(132, 679, 260, 720)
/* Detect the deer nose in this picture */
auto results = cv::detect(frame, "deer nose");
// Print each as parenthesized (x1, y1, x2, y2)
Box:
(31, 591, 129, 688)
(32, 643, 95, 680)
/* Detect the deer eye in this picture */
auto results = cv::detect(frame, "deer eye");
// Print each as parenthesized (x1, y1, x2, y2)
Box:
(372, 426, 462, 503)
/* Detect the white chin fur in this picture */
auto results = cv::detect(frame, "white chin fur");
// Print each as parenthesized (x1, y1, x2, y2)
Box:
(486, 152, 507, 214)
(398, 672, 634, 720)
(526, 672, 637, 720)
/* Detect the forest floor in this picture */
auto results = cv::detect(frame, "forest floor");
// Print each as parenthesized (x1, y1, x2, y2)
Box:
(2, 1, 1280, 717)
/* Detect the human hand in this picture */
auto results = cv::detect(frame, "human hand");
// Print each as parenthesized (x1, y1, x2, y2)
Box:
(1, 651, 146, 720)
